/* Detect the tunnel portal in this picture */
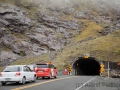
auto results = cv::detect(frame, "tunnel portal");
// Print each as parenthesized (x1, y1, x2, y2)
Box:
(73, 57, 100, 75)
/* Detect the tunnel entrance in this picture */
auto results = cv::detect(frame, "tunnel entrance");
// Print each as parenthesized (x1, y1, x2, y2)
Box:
(73, 57, 100, 75)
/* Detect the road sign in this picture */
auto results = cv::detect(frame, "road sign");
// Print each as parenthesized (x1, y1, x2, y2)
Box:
(100, 68, 104, 73)
(69, 65, 72, 72)
(100, 64, 104, 74)
(100, 64, 104, 68)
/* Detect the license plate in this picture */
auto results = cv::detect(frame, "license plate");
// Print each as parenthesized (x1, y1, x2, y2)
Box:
(38, 71, 43, 72)
(5, 78, 11, 81)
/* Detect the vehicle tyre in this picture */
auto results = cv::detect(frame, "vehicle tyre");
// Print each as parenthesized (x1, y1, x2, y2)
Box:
(42, 77, 44, 79)
(21, 77, 26, 85)
(54, 72, 57, 78)
(16, 82, 20, 84)
(36, 77, 39, 79)
(1, 82, 6, 85)
(54, 75, 57, 78)
(33, 75, 36, 82)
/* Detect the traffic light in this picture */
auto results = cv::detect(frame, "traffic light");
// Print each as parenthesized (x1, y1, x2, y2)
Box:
(69, 65, 72, 72)
(100, 64, 104, 74)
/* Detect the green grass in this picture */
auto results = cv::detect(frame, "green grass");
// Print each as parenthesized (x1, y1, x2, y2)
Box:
(1, 46, 12, 52)
(0, 0, 15, 5)
(0, 67, 5, 72)
(10, 54, 51, 65)
(74, 21, 102, 43)
(0, 54, 51, 72)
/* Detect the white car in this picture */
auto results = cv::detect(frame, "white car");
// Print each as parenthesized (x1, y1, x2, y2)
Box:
(0, 65, 36, 85)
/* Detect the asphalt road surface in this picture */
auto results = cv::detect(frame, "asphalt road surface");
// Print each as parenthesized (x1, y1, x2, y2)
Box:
(0, 75, 120, 90)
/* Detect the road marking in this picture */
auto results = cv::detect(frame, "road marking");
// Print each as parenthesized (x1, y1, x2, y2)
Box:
(12, 76, 77, 90)
(75, 76, 96, 90)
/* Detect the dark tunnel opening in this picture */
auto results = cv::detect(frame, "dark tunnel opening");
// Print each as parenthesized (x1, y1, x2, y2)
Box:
(73, 57, 100, 75)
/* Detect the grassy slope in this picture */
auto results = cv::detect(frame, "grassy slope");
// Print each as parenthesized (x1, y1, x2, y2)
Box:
(75, 21, 102, 43)
(52, 30, 120, 70)
(0, 54, 51, 71)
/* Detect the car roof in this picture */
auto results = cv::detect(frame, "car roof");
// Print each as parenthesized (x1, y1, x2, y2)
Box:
(6, 65, 28, 67)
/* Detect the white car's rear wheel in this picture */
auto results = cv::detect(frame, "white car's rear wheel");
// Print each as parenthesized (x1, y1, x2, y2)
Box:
(33, 75, 36, 82)
(21, 77, 26, 85)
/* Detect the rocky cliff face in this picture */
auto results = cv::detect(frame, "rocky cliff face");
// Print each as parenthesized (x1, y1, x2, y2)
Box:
(0, 2, 77, 66)
(0, 0, 120, 66)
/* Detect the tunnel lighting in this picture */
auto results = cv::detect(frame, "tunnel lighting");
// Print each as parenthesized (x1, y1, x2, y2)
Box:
(84, 55, 88, 58)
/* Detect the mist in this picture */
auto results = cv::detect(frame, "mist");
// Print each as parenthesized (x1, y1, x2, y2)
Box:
(26, 0, 120, 11)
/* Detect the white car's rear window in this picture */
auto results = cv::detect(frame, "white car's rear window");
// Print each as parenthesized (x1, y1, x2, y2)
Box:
(3, 66, 22, 72)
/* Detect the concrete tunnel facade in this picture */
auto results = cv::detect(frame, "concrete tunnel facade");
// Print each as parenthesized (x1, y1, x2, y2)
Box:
(72, 57, 100, 75)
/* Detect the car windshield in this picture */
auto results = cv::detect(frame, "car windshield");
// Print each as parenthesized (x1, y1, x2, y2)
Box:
(36, 64, 48, 68)
(3, 66, 22, 72)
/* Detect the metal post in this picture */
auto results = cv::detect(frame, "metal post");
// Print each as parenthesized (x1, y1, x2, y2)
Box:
(108, 62, 110, 78)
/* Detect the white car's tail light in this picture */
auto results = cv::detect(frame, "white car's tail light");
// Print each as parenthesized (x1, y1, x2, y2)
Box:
(0, 73, 2, 77)
(34, 68, 38, 72)
(35, 68, 42, 72)
(15, 72, 21, 76)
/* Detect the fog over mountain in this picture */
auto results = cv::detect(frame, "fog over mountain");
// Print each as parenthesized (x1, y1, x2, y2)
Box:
(31, 0, 120, 8)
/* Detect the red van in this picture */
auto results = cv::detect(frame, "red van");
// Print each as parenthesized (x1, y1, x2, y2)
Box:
(34, 63, 57, 79)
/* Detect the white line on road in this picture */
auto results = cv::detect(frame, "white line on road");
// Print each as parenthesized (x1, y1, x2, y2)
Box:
(75, 76, 97, 90)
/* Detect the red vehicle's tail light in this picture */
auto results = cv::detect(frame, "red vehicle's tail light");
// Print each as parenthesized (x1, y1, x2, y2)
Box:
(15, 72, 21, 76)
(0, 73, 2, 77)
